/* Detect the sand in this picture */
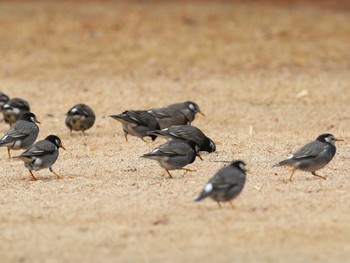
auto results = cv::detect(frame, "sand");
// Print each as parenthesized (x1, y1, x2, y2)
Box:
(0, 1, 350, 262)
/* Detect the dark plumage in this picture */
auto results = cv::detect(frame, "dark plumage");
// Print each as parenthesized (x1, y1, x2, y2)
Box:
(0, 92, 9, 108)
(110, 110, 160, 141)
(65, 104, 96, 135)
(13, 135, 66, 180)
(194, 161, 247, 208)
(0, 112, 40, 159)
(273, 133, 343, 181)
(141, 139, 202, 178)
(1, 98, 30, 126)
(148, 101, 204, 129)
(147, 125, 216, 153)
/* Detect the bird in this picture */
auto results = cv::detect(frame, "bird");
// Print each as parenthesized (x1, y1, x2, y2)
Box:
(0, 92, 9, 108)
(194, 160, 247, 208)
(141, 139, 202, 178)
(148, 101, 204, 129)
(147, 125, 216, 153)
(110, 110, 160, 142)
(13, 135, 66, 180)
(0, 112, 40, 159)
(1, 98, 30, 126)
(273, 133, 343, 181)
(65, 104, 96, 135)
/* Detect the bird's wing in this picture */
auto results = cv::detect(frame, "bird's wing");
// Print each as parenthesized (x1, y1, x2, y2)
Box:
(8, 99, 30, 110)
(110, 111, 143, 125)
(76, 107, 91, 116)
(17, 141, 55, 158)
(0, 126, 28, 144)
(292, 141, 326, 160)
(148, 108, 174, 118)
(210, 168, 241, 189)
(147, 141, 188, 157)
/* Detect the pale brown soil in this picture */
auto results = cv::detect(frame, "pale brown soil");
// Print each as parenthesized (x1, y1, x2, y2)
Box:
(1, 1, 350, 263)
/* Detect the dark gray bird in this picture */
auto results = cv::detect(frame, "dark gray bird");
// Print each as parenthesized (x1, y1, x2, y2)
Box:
(147, 125, 216, 153)
(194, 160, 247, 208)
(13, 135, 66, 180)
(141, 139, 202, 178)
(110, 110, 160, 141)
(148, 101, 204, 129)
(65, 104, 96, 135)
(0, 92, 9, 108)
(0, 112, 40, 159)
(273, 133, 343, 181)
(1, 98, 30, 126)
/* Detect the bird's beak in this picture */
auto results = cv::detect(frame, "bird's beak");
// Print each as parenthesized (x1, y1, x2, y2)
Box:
(35, 119, 41, 124)
(335, 138, 344, 141)
(60, 144, 66, 151)
(199, 111, 205, 117)
(197, 153, 203, 161)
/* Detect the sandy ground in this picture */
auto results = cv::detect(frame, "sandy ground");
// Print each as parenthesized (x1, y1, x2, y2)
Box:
(1, 1, 350, 263)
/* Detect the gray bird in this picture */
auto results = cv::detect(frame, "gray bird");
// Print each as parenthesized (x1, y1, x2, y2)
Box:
(141, 139, 202, 178)
(0, 112, 40, 159)
(147, 125, 216, 153)
(273, 133, 343, 181)
(194, 160, 247, 208)
(148, 101, 204, 129)
(65, 104, 96, 135)
(0, 92, 9, 108)
(110, 110, 160, 142)
(13, 135, 66, 180)
(1, 98, 30, 126)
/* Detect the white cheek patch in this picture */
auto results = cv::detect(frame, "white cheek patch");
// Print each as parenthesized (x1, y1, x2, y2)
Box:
(70, 108, 78, 113)
(325, 137, 333, 143)
(239, 163, 246, 171)
(204, 183, 213, 193)
(31, 116, 35, 122)
(189, 104, 195, 110)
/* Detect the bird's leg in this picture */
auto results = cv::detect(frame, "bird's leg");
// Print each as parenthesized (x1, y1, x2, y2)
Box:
(141, 138, 146, 142)
(7, 147, 11, 159)
(312, 172, 326, 180)
(288, 167, 295, 182)
(82, 130, 86, 136)
(29, 170, 37, 181)
(229, 201, 235, 209)
(49, 167, 62, 179)
(165, 169, 173, 179)
(217, 202, 222, 209)
(124, 132, 128, 142)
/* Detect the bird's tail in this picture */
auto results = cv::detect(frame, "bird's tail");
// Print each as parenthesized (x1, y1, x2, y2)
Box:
(193, 190, 210, 202)
(146, 130, 164, 141)
(272, 158, 294, 167)
(109, 114, 127, 122)
(146, 130, 163, 136)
